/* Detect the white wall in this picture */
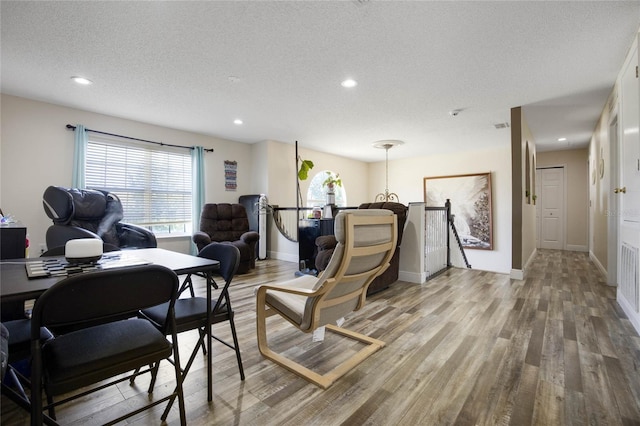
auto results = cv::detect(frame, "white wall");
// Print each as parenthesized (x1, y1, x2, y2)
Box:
(1, 94, 253, 255)
(368, 145, 513, 274)
(263, 140, 370, 262)
(1, 94, 513, 275)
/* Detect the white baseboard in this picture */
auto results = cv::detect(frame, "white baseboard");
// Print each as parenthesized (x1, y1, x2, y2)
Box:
(617, 292, 640, 336)
(510, 269, 524, 280)
(567, 244, 589, 252)
(525, 248, 537, 271)
(509, 249, 537, 281)
(268, 250, 298, 263)
(399, 270, 426, 284)
(589, 251, 607, 278)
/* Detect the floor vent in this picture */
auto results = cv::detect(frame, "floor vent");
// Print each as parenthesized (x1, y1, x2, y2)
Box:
(494, 122, 510, 129)
(620, 243, 639, 313)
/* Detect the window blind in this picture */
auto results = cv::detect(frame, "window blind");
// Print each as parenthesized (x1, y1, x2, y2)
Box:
(85, 140, 192, 233)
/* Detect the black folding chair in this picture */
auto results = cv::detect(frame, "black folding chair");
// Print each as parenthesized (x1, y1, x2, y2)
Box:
(1, 320, 56, 425)
(30, 264, 186, 425)
(138, 243, 244, 420)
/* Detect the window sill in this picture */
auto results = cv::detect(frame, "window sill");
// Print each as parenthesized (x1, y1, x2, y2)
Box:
(155, 233, 191, 240)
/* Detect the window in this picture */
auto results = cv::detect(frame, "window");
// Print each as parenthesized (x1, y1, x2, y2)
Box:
(306, 170, 347, 207)
(85, 138, 192, 235)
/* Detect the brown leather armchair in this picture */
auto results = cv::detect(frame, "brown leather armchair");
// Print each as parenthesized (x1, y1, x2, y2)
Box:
(193, 203, 259, 274)
(315, 201, 407, 295)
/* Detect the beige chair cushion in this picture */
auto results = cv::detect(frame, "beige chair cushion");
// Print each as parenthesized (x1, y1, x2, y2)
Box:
(263, 274, 317, 327)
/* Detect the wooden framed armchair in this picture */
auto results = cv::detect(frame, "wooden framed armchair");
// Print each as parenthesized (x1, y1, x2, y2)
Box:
(256, 209, 397, 389)
(315, 201, 407, 295)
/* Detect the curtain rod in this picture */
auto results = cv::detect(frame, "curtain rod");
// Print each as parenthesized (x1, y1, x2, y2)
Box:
(65, 124, 214, 152)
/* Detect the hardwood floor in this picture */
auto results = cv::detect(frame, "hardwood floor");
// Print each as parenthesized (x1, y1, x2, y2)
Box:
(2, 249, 640, 425)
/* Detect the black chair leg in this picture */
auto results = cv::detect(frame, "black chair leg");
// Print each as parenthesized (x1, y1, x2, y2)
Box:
(147, 362, 161, 394)
(129, 366, 141, 384)
(47, 393, 56, 420)
(228, 316, 245, 380)
(4, 366, 28, 401)
(178, 275, 195, 298)
(1, 372, 58, 426)
(161, 331, 207, 420)
(129, 363, 150, 384)
(199, 327, 207, 356)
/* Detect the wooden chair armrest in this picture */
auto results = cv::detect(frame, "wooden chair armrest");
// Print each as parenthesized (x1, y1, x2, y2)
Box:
(255, 283, 319, 297)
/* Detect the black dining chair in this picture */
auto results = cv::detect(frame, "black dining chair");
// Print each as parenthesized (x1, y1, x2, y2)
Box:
(137, 243, 244, 419)
(0, 320, 55, 424)
(29, 264, 186, 425)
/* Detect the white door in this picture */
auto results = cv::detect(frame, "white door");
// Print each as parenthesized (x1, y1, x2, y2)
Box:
(617, 41, 640, 321)
(539, 167, 565, 250)
(608, 117, 619, 286)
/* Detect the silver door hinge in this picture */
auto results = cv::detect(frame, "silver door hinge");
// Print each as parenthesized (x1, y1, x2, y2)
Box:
(637, 66, 639, 78)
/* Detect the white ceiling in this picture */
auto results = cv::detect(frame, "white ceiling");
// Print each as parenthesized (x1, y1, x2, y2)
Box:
(2, 1, 639, 162)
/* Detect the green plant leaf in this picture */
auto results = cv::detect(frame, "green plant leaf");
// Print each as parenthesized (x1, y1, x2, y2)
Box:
(298, 160, 314, 180)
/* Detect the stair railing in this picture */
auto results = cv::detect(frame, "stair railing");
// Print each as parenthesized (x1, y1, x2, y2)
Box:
(424, 199, 471, 279)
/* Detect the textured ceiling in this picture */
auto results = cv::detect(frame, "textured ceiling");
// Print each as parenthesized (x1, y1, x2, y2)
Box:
(2, 1, 639, 162)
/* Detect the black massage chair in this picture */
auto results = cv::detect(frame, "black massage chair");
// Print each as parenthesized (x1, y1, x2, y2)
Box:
(42, 186, 157, 250)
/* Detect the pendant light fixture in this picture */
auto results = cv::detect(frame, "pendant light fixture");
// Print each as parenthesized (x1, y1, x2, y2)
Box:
(373, 140, 404, 202)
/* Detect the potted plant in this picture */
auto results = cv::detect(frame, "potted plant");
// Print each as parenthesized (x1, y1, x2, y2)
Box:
(322, 172, 342, 205)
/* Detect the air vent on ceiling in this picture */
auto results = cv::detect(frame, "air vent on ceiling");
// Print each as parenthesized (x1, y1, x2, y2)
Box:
(494, 122, 510, 129)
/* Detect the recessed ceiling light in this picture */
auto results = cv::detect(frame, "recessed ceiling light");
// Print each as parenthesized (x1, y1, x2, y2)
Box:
(341, 79, 357, 88)
(558, 137, 567, 142)
(233, 119, 243, 125)
(71, 76, 93, 85)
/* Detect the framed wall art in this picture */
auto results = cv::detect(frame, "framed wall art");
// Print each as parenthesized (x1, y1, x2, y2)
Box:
(424, 172, 493, 250)
(224, 160, 237, 191)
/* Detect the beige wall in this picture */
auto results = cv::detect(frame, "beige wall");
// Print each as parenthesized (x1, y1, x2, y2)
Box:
(262, 140, 371, 262)
(510, 107, 537, 277)
(1, 94, 255, 255)
(0, 94, 370, 261)
(537, 148, 589, 250)
(1, 93, 513, 274)
(588, 86, 618, 276)
(521, 114, 537, 267)
(368, 145, 513, 274)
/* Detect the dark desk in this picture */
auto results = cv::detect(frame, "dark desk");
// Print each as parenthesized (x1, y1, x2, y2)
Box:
(0, 222, 27, 260)
(1, 248, 218, 301)
(0, 248, 220, 401)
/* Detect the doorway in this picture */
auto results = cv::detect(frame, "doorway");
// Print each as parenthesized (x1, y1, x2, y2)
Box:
(608, 116, 619, 286)
(537, 166, 565, 250)
(617, 41, 640, 322)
